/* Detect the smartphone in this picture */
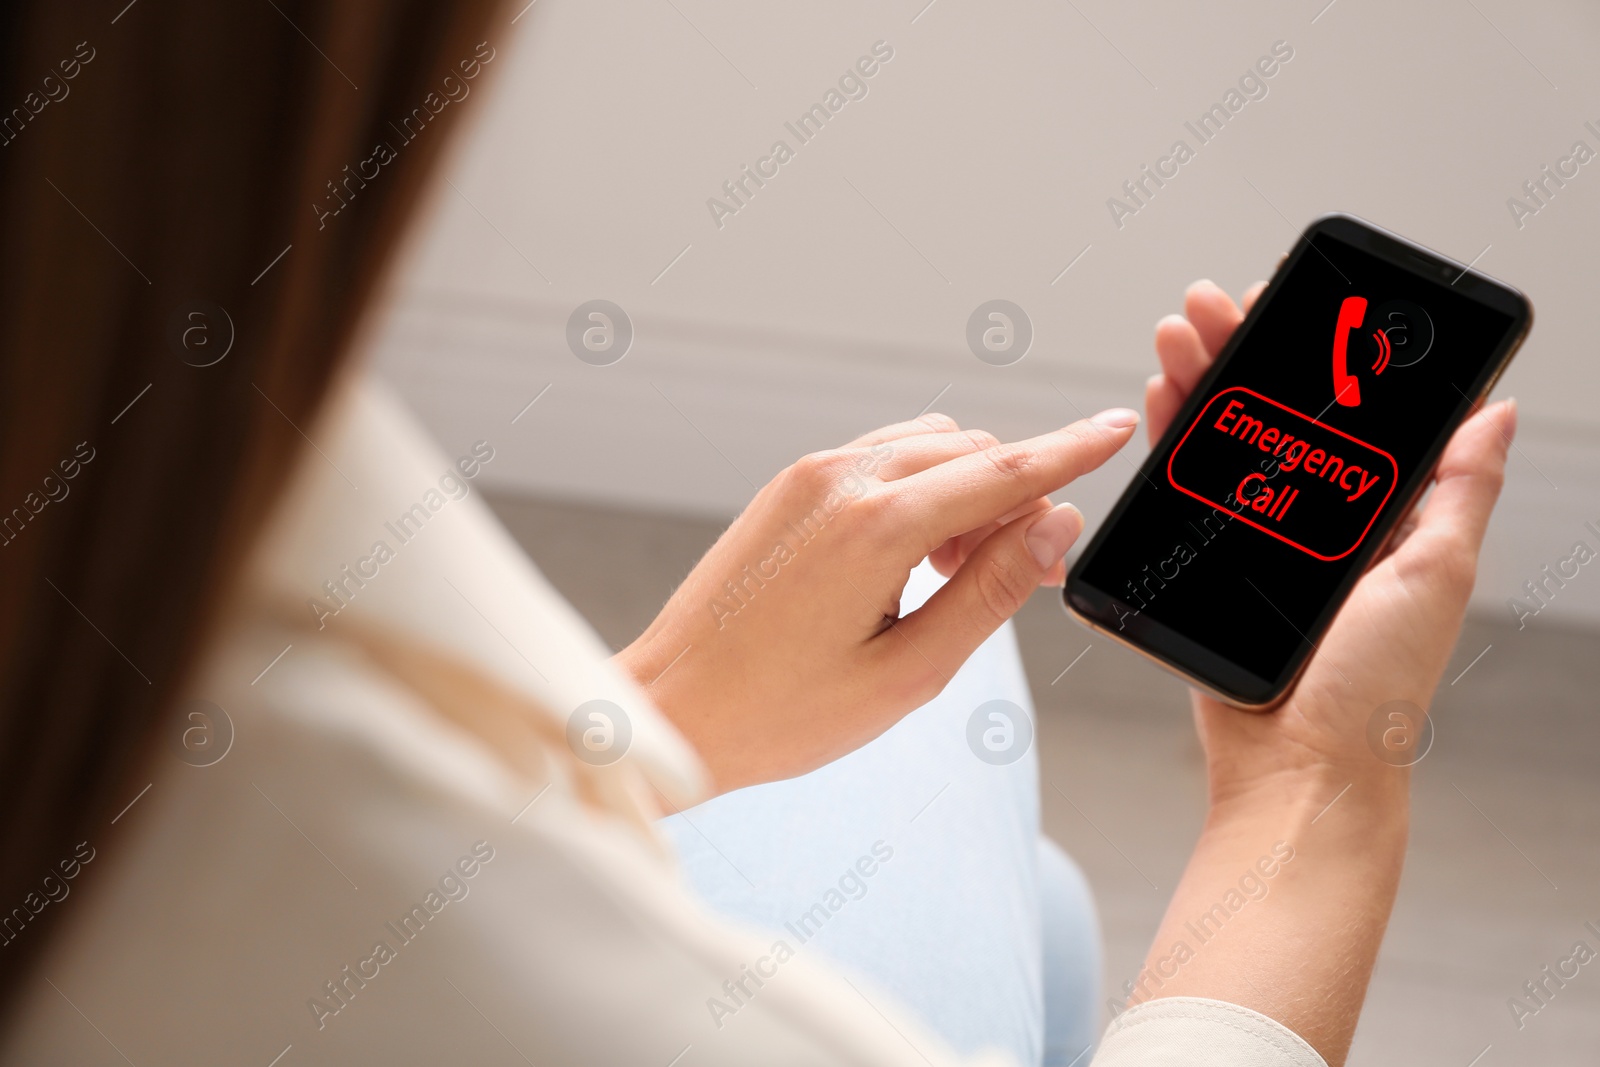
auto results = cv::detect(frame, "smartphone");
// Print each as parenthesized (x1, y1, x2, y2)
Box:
(1064, 213, 1532, 708)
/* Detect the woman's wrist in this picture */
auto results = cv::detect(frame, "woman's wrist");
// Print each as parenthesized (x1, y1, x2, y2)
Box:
(1206, 759, 1409, 840)
(1130, 759, 1408, 1065)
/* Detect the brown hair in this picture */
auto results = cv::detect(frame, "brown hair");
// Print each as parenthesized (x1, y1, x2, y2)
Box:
(0, 0, 504, 1018)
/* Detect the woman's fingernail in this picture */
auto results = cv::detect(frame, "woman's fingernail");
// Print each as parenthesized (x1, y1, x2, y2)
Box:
(1501, 397, 1518, 440)
(1026, 504, 1084, 569)
(1092, 407, 1140, 429)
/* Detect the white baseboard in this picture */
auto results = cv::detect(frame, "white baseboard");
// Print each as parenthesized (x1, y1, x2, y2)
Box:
(372, 287, 1600, 628)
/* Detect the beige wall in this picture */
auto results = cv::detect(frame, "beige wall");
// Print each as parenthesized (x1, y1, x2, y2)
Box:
(375, 0, 1600, 624)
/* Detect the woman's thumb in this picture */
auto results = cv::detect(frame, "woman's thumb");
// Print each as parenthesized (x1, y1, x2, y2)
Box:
(894, 504, 1085, 687)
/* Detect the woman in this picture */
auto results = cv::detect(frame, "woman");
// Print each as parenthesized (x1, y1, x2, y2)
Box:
(0, 2, 1514, 1063)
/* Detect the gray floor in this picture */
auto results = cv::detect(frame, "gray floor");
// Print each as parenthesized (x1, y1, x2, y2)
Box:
(489, 491, 1600, 1066)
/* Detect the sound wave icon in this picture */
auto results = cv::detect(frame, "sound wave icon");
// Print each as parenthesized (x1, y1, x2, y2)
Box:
(1371, 329, 1392, 375)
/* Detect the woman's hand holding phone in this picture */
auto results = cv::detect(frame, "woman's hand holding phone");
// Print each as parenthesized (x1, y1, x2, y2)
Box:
(1151, 279, 1514, 801)
(1135, 280, 1517, 1065)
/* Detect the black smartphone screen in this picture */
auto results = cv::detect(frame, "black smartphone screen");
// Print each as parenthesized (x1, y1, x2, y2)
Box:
(1066, 216, 1529, 704)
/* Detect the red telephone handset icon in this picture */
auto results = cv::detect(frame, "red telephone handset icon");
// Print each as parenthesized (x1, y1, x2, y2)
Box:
(1332, 295, 1368, 407)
